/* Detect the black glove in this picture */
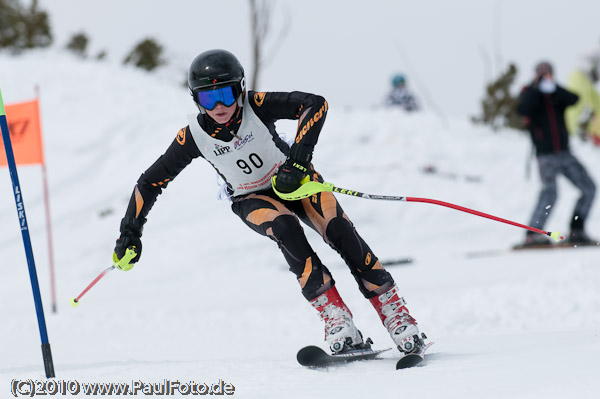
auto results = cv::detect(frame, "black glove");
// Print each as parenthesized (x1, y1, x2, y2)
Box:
(114, 217, 145, 264)
(275, 143, 314, 193)
(275, 159, 309, 193)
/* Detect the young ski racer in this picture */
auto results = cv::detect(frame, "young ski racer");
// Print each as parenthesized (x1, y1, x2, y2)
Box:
(112, 49, 426, 356)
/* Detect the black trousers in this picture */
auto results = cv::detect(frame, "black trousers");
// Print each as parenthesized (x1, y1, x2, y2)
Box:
(231, 171, 394, 301)
(529, 151, 596, 231)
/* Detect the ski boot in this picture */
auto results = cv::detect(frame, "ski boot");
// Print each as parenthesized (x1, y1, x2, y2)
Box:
(369, 284, 426, 354)
(310, 286, 367, 354)
(567, 229, 598, 245)
(520, 231, 553, 248)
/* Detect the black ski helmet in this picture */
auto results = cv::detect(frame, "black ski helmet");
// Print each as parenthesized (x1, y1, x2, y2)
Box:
(188, 49, 246, 113)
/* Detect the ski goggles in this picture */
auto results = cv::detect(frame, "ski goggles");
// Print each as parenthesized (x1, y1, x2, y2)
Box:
(194, 85, 237, 110)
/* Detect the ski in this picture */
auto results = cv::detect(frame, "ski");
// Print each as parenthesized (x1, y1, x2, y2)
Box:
(421, 164, 482, 183)
(380, 257, 414, 266)
(512, 241, 599, 250)
(396, 342, 434, 370)
(466, 241, 599, 259)
(297, 345, 391, 368)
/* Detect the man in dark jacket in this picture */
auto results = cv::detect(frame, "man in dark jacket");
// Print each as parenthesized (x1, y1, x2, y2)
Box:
(517, 61, 596, 246)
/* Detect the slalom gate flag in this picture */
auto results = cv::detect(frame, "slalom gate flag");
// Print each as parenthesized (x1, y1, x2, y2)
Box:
(0, 95, 58, 314)
(1, 88, 55, 377)
(0, 99, 44, 167)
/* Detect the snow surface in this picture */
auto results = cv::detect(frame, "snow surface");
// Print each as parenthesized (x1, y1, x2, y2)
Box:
(1, 51, 600, 398)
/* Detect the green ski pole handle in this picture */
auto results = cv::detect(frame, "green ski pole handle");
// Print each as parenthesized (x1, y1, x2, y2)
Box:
(112, 246, 138, 271)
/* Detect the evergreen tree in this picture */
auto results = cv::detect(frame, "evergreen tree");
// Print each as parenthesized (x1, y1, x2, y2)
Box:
(66, 32, 89, 58)
(0, 0, 52, 52)
(0, 0, 23, 49)
(123, 38, 165, 71)
(472, 63, 526, 131)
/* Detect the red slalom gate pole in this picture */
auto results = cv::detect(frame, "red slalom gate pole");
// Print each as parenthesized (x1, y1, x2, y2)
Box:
(35, 86, 58, 313)
(41, 163, 57, 312)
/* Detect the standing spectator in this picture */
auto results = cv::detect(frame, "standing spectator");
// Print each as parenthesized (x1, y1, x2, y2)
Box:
(385, 73, 419, 111)
(565, 44, 600, 145)
(517, 61, 596, 247)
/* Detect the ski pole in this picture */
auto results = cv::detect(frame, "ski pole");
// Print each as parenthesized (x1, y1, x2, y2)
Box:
(70, 248, 137, 307)
(271, 177, 565, 242)
(2, 87, 56, 378)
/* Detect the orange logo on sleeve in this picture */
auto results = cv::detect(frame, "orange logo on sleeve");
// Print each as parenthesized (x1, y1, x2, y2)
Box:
(254, 92, 266, 107)
(295, 100, 328, 144)
(176, 128, 186, 145)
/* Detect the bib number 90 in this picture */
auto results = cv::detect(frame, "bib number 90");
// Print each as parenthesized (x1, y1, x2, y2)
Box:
(236, 153, 264, 174)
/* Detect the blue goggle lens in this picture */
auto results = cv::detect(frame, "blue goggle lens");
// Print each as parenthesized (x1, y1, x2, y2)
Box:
(196, 86, 237, 110)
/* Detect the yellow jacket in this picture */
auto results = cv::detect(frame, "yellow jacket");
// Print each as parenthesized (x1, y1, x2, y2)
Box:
(565, 70, 600, 140)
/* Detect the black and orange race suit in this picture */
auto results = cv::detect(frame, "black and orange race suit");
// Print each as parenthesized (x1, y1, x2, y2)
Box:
(120, 91, 394, 300)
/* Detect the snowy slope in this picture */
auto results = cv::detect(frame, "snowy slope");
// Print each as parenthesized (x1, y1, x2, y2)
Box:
(1, 51, 600, 399)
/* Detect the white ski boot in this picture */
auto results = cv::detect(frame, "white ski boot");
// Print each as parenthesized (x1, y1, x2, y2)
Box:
(310, 286, 364, 353)
(369, 284, 425, 354)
